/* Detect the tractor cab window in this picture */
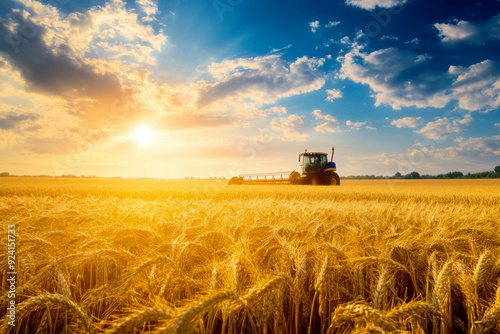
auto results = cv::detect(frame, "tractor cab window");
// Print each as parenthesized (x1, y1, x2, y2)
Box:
(320, 155, 328, 171)
(303, 154, 323, 173)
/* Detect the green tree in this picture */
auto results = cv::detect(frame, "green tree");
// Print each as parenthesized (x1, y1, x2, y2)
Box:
(444, 171, 464, 179)
(410, 171, 420, 179)
(495, 165, 500, 173)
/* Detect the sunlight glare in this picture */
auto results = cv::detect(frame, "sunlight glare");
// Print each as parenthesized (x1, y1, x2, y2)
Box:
(133, 125, 153, 145)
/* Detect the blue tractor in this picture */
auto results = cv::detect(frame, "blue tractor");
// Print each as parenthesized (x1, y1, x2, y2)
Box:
(291, 147, 340, 185)
(228, 147, 340, 186)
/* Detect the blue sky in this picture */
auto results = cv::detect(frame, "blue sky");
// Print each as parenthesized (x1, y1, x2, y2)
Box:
(0, 0, 499, 178)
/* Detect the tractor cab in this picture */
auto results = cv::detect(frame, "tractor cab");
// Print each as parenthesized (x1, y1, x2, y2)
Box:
(299, 147, 336, 174)
(297, 147, 339, 185)
(300, 152, 328, 173)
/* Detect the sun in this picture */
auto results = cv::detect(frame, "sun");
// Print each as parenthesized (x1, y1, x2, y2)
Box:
(132, 125, 153, 145)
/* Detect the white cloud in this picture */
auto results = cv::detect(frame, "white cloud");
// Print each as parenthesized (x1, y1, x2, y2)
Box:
(346, 120, 376, 130)
(415, 114, 472, 139)
(381, 35, 398, 41)
(309, 20, 320, 33)
(405, 38, 420, 45)
(270, 115, 309, 141)
(197, 55, 326, 108)
(313, 109, 340, 133)
(325, 21, 340, 28)
(340, 36, 352, 45)
(345, 0, 407, 10)
(270, 44, 292, 53)
(435, 14, 500, 44)
(14, 0, 166, 67)
(449, 60, 500, 111)
(455, 135, 500, 155)
(339, 47, 450, 109)
(326, 88, 342, 101)
(137, 0, 159, 22)
(346, 120, 364, 129)
(0, 0, 178, 136)
(266, 106, 287, 114)
(339, 47, 500, 111)
(495, 123, 500, 127)
(362, 134, 500, 175)
(391, 117, 423, 128)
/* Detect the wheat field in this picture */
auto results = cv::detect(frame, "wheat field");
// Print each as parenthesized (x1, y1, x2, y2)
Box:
(0, 178, 499, 334)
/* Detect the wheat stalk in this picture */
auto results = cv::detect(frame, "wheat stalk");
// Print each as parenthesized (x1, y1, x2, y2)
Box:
(386, 300, 440, 321)
(58, 269, 72, 298)
(309, 256, 329, 334)
(120, 255, 172, 294)
(372, 266, 390, 310)
(0, 293, 93, 334)
(433, 260, 454, 333)
(35, 309, 50, 334)
(244, 275, 288, 302)
(433, 260, 454, 309)
(474, 251, 494, 296)
(328, 303, 397, 333)
(108, 307, 173, 334)
(351, 257, 410, 274)
(209, 264, 218, 292)
(314, 255, 329, 291)
(158, 290, 237, 334)
(473, 303, 500, 334)
(233, 257, 243, 295)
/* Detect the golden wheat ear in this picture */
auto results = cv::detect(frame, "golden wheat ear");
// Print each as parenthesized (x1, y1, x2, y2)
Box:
(107, 307, 174, 334)
(158, 290, 237, 334)
(0, 293, 94, 334)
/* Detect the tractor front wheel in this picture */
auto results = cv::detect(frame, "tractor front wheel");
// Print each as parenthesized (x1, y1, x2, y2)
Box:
(310, 175, 320, 186)
(327, 172, 341, 186)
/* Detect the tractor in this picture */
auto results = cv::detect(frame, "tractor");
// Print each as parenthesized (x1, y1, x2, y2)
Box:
(228, 147, 340, 186)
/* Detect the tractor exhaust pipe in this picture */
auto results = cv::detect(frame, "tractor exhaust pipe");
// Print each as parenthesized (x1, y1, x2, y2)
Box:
(331, 146, 335, 162)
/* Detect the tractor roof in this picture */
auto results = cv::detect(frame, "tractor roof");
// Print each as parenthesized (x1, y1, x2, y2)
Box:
(300, 152, 328, 156)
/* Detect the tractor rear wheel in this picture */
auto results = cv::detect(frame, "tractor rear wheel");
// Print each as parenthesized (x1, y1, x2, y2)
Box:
(289, 171, 301, 185)
(327, 172, 341, 186)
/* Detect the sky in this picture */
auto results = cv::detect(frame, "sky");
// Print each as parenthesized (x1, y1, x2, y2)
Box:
(0, 0, 499, 178)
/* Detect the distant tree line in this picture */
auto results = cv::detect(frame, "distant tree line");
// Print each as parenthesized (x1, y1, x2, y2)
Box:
(0, 172, 224, 180)
(342, 165, 500, 180)
(0, 172, 101, 178)
(1, 166, 499, 180)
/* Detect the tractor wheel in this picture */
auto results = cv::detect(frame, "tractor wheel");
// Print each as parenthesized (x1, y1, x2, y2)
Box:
(327, 172, 341, 186)
(228, 177, 238, 185)
(310, 175, 320, 186)
(289, 171, 301, 185)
